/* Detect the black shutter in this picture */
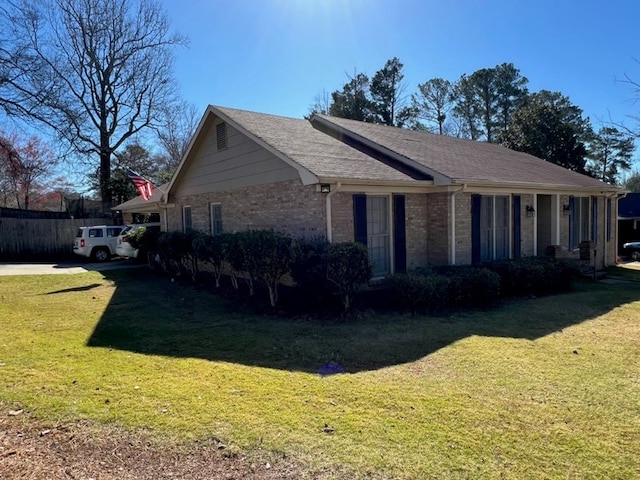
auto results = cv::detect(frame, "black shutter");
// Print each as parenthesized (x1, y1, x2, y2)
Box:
(393, 194, 407, 273)
(513, 195, 521, 258)
(353, 194, 367, 245)
(471, 194, 481, 264)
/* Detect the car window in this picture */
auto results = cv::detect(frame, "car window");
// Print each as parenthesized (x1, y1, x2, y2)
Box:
(89, 229, 103, 238)
(107, 227, 122, 237)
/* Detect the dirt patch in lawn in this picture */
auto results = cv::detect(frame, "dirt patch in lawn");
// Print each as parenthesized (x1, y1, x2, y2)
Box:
(0, 409, 330, 480)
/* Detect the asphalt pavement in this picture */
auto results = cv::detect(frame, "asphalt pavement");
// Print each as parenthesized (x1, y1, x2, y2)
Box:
(0, 259, 143, 276)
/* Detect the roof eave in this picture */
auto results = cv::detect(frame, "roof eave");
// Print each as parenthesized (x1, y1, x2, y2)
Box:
(452, 178, 625, 194)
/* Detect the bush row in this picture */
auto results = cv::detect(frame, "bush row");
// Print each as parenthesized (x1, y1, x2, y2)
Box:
(388, 257, 578, 314)
(139, 227, 577, 315)
(144, 229, 372, 309)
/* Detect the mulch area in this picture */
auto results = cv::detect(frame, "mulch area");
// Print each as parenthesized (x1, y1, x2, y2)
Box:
(0, 408, 318, 480)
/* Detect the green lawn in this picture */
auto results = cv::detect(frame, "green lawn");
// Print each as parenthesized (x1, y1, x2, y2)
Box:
(1, 267, 639, 479)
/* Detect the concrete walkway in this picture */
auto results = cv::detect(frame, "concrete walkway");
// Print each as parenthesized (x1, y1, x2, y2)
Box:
(0, 259, 143, 276)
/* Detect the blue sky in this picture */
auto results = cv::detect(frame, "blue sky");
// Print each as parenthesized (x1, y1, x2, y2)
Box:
(160, 0, 640, 130)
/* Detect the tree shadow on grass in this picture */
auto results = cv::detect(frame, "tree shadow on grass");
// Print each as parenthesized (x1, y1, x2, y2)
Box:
(86, 269, 640, 374)
(45, 283, 102, 295)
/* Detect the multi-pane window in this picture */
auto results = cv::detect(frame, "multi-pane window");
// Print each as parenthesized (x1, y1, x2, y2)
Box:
(210, 203, 223, 235)
(480, 195, 509, 262)
(183, 205, 192, 232)
(366, 195, 390, 277)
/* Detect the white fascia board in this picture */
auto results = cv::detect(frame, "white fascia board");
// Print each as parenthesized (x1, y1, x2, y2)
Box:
(316, 177, 434, 193)
(456, 179, 624, 195)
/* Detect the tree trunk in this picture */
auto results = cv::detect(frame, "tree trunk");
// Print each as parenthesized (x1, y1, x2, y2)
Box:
(100, 147, 112, 214)
(266, 279, 279, 307)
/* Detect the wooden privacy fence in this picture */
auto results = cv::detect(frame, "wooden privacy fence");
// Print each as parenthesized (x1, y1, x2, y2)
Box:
(0, 218, 116, 260)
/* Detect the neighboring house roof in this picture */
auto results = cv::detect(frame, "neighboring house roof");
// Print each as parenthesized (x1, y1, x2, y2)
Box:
(312, 114, 619, 191)
(618, 192, 640, 218)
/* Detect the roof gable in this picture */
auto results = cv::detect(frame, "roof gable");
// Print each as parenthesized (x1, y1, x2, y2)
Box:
(166, 106, 421, 198)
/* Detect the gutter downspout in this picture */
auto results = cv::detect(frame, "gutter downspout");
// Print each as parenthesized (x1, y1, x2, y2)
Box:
(450, 184, 466, 265)
(326, 182, 342, 243)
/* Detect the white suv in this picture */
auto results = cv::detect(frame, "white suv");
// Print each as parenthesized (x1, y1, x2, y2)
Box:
(115, 223, 161, 259)
(73, 225, 125, 262)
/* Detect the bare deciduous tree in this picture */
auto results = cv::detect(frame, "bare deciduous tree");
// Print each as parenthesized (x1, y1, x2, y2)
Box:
(156, 100, 200, 177)
(0, 132, 58, 209)
(0, 0, 187, 212)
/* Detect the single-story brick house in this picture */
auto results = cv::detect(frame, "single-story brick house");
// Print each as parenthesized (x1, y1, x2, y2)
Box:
(117, 105, 624, 276)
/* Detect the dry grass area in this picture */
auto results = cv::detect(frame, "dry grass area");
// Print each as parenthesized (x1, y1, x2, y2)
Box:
(1, 409, 315, 480)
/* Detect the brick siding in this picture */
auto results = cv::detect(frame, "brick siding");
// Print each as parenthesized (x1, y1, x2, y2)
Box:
(167, 179, 326, 238)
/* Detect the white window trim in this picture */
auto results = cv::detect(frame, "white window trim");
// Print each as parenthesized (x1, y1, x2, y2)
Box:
(182, 205, 192, 233)
(571, 196, 591, 250)
(480, 194, 512, 262)
(366, 193, 394, 278)
(210, 202, 222, 235)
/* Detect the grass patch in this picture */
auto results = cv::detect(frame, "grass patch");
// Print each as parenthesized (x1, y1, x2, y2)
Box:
(1, 269, 639, 478)
(606, 262, 640, 282)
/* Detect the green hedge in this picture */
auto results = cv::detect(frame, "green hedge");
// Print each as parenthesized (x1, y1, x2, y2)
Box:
(482, 257, 577, 297)
(155, 229, 371, 309)
(388, 257, 577, 315)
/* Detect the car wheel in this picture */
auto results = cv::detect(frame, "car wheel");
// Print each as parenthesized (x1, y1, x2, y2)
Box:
(92, 247, 110, 262)
(632, 251, 640, 261)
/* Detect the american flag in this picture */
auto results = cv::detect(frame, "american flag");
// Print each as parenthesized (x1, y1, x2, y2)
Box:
(126, 168, 154, 201)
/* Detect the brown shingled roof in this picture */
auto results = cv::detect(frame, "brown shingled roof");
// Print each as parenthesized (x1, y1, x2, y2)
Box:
(314, 114, 619, 191)
(213, 106, 419, 183)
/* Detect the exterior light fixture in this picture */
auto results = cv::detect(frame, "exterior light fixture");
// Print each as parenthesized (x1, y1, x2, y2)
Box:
(320, 183, 331, 193)
(526, 205, 536, 217)
(562, 204, 571, 216)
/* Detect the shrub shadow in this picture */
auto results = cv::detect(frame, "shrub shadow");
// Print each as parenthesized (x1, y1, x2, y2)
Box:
(86, 269, 640, 374)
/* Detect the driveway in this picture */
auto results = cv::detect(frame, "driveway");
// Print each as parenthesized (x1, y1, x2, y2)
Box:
(0, 259, 143, 276)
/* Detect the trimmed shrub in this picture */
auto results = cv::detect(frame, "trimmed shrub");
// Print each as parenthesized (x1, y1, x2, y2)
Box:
(485, 256, 577, 297)
(387, 272, 430, 314)
(435, 265, 501, 307)
(422, 273, 452, 313)
(157, 230, 193, 279)
(224, 231, 253, 293)
(192, 232, 227, 288)
(325, 242, 372, 310)
(242, 229, 292, 307)
(290, 236, 330, 301)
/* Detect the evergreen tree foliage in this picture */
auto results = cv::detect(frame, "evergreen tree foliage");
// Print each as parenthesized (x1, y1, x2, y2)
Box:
(329, 72, 374, 122)
(370, 57, 406, 126)
(587, 126, 635, 184)
(501, 90, 592, 173)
